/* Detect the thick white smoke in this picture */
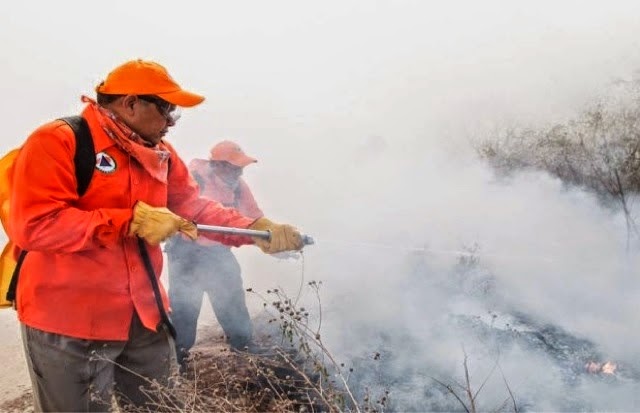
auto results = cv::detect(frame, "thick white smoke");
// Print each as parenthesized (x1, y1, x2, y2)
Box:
(276, 145, 640, 409)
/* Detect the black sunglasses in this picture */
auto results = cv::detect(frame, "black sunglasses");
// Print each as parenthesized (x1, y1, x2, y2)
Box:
(137, 95, 176, 118)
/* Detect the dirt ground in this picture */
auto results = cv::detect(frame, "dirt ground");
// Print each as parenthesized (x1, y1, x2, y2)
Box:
(0, 311, 30, 398)
(0, 310, 31, 412)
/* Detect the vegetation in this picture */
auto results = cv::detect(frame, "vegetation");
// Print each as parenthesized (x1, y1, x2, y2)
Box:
(100, 279, 390, 413)
(476, 73, 640, 241)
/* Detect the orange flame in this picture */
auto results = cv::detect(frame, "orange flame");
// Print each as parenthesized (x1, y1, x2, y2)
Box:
(585, 361, 617, 375)
(601, 361, 617, 375)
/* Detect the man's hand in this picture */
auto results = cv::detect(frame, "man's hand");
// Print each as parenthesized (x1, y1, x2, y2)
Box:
(248, 217, 303, 254)
(129, 201, 197, 245)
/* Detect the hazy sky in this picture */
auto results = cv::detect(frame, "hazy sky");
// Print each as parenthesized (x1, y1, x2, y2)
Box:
(3, 1, 640, 409)
(3, 1, 640, 154)
(3, 0, 640, 214)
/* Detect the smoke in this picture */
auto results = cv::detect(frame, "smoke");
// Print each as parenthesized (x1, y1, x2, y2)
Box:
(284, 150, 640, 409)
(252, 115, 640, 408)
(3, 0, 640, 410)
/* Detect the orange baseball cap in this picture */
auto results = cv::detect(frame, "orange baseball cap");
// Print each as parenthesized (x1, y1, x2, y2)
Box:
(210, 141, 257, 167)
(95, 59, 205, 107)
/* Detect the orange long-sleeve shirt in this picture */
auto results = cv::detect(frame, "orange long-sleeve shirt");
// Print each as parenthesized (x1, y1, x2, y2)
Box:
(190, 159, 263, 219)
(188, 159, 263, 247)
(8, 106, 255, 340)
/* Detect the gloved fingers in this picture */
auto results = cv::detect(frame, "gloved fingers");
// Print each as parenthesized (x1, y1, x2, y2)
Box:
(282, 225, 303, 250)
(272, 225, 301, 252)
(136, 227, 163, 246)
(132, 201, 174, 220)
(248, 218, 304, 254)
(130, 204, 185, 245)
(252, 237, 271, 253)
(149, 220, 181, 245)
(263, 225, 302, 253)
(248, 217, 275, 232)
(178, 220, 198, 240)
(133, 200, 152, 214)
(268, 226, 286, 253)
(128, 220, 141, 237)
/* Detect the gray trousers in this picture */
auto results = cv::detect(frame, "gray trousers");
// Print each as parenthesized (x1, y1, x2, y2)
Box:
(21, 313, 176, 412)
(167, 239, 252, 365)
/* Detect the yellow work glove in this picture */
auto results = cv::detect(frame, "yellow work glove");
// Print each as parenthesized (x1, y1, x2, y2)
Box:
(248, 217, 304, 254)
(129, 201, 197, 246)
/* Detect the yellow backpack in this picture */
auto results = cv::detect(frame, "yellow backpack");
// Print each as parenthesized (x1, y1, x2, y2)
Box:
(0, 149, 20, 308)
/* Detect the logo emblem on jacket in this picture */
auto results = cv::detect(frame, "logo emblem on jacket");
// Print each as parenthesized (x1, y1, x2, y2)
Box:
(95, 152, 117, 173)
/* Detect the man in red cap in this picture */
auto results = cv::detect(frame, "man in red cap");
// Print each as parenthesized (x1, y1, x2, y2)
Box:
(8, 59, 304, 412)
(167, 140, 265, 368)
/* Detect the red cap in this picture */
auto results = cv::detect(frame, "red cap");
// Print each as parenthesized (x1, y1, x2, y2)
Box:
(209, 141, 257, 167)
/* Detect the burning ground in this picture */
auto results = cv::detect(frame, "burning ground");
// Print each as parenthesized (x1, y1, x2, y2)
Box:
(284, 145, 640, 412)
(296, 243, 640, 412)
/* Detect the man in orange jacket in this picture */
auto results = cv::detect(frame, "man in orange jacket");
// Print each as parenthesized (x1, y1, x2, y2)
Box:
(8, 59, 303, 412)
(167, 141, 265, 368)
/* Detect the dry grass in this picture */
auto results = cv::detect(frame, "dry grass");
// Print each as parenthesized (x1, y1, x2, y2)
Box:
(173, 343, 328, 412)
(115, 280, 387, 413)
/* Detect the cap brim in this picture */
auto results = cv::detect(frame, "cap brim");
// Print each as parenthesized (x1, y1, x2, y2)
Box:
(156, 89, 205, 107)
(228, 154, 258, 167)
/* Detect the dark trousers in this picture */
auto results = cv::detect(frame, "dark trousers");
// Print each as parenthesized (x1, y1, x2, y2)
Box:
(167, 239, 252, 365)
(21, 312, 176, 412)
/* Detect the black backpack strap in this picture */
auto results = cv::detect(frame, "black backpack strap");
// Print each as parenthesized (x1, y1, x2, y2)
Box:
(6, 116, 95, 305)
(60, 116, 95, 196)
(5, 249, 28, 304)
(137, 238, 177, 339)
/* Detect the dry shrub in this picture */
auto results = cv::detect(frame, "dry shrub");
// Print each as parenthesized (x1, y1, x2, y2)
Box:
(477, 72, 640, 209)
(173, 343, 328, 412)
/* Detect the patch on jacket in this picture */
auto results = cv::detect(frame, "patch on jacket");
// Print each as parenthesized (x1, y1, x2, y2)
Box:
(95, 152, 117, 173)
